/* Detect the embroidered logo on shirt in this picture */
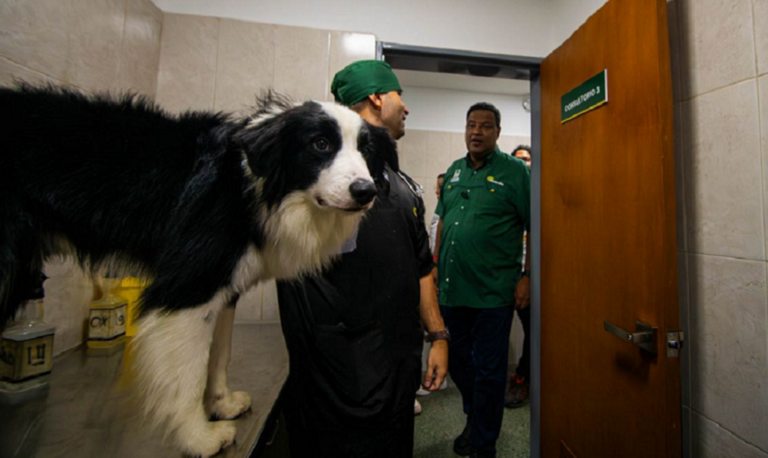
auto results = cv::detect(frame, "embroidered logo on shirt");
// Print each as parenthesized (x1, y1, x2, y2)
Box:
(486, 176, 505, 186)
(450, 169, 461, 183)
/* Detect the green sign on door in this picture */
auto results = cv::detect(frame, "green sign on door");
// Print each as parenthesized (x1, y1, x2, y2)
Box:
(561, 70, 608, 123)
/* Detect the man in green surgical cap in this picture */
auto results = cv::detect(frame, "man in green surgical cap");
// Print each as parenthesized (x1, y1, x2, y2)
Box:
(276, 60, 448, 458)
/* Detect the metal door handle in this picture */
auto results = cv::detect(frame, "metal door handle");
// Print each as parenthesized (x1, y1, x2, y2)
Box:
(603, 320, 657, 355)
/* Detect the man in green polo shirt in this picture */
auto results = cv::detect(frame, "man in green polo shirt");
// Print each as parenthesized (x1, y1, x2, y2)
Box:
(434, 102, 530, 458)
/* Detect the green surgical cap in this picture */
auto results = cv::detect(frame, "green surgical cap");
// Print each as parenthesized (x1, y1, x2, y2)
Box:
(331, 60, 402, 106)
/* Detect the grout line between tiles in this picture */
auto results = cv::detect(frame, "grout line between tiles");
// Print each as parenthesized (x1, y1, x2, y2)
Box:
(211, 18, 221, 111)
(682, 76, 758, 103)
(689, 408, 768, 455)
(752, 0, 768, 263)
(680, 250, 766, 264)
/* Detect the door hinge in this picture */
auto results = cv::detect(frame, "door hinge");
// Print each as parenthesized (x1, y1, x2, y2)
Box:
(666, 331, 685, 358)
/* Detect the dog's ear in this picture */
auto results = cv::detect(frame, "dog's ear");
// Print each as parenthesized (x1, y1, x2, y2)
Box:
(361, 122, 398, 178)
(233, 116, 289, 208)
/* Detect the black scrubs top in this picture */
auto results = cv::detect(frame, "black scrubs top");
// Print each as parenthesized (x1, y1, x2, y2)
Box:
(277, 163, 433, 432)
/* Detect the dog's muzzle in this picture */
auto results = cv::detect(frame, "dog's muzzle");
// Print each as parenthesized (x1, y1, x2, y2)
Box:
(349, 179, 377, 206)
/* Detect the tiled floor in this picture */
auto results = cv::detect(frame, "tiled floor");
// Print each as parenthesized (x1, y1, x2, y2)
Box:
(414, 378, 530, 458)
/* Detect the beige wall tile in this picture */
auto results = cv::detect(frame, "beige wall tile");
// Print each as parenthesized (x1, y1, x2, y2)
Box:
(0, 0, 126, 92)
(234, 284, 262, 322)
(761, 76, 768, 260)
(328, 32, 375, 101)
(399, 129, 428, 178)
(155, 14, 218, 112)
(678, 0, 756, 99)
(0, 0, 70, 82)
(60, 0, 126, 92)
(691, 410, 768, 458)
(0, 55, 59, 86)
(214, 19, 274, 114)
(117, 0, 163, 98)
(426, 131, 454, 179)
(273, 25, 329, 102)
(688, 254, 768, 451)
(756, 0, 768, 76)
(261, 280, 279, 322)
(496, 136, 515, 154)
(683, 80, 764, 259)
(42, 259, 94, 355)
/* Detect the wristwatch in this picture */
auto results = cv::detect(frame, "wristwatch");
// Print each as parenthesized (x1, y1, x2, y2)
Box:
(426, 329, 451, 343)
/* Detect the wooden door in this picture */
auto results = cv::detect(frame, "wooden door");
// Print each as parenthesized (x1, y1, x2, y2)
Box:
(539, 0, 680, 457)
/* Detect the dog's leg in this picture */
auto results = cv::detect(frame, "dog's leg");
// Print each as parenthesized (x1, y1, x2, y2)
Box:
(133, 295, 236, 457)
(205, 297, 252, 420)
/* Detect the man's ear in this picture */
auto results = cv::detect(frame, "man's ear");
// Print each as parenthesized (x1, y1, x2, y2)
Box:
(367, 93, 384, 110)
(495, 125, 502, 141)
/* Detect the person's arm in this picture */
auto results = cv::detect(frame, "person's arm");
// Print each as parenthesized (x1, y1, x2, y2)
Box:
(431, 218, 443, 285)
(515, 162, 532, 310)
(515, 233, 531, 309)
(420, 274, 448, 391)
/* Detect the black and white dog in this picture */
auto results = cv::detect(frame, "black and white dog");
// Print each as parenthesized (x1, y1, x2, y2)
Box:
(0, 84, 394, 456)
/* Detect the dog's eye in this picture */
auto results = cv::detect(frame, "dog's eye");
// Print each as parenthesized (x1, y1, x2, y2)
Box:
(313, 138, 330, 152)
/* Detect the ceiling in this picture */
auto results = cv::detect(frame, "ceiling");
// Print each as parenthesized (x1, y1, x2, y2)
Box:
(394, 69, 531, 96)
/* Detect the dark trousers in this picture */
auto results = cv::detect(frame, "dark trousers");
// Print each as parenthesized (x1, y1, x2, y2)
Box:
(283, 404, 415, 458)
(440, 305, 514, 454)
(514, 305, 531, 379)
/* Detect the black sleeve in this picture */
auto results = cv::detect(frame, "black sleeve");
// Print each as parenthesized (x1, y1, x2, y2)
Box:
(413, 192, 434, 278)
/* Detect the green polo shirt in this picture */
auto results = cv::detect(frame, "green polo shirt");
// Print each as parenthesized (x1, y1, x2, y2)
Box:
(435, 147, 530, 308)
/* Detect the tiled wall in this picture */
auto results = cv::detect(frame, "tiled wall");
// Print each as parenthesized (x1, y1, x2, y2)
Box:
(0, 0, 163, 355)
(668, 0, 768, 456)
(155, 13, 375, 114)
(153, 14, 377, 322)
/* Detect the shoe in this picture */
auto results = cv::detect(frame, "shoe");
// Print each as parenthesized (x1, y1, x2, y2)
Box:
(470, 449, 496, 458)
(504, 374, 529, 408)
(453, 418, 471, 456)
(414, 399, 422, 415)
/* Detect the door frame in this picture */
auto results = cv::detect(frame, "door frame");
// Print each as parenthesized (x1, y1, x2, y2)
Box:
(378, 42, 544, 458)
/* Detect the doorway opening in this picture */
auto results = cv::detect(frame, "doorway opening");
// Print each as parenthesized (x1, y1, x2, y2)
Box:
(379, 42, 543, 458)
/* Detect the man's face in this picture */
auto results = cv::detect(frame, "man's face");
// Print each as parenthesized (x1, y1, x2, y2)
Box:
(465, 110, 500, 157)
(380, 91, 409, 140)
(513, 149, 531, 168)
(435, 176, 444, 199)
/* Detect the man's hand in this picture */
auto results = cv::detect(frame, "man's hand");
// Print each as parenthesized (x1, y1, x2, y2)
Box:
(515, 276, 530, 310)
(422, 339, 448, 391)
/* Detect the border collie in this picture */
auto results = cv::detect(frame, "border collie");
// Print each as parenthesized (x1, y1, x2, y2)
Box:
(0, 84, 395, 456)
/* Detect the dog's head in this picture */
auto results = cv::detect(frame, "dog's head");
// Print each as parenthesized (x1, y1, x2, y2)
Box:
(236, 94, 397, 213)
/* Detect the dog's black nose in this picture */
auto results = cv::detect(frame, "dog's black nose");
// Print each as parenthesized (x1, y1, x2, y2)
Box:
(349, 179, 377, 206)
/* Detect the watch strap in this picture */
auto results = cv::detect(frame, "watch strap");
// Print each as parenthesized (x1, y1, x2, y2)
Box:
(426, 329, 451, 342)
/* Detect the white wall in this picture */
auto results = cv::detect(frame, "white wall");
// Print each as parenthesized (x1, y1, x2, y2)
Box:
(401, 86, 531, 135)
(547, 0, 608, 52)
(151, 0, 554, 57)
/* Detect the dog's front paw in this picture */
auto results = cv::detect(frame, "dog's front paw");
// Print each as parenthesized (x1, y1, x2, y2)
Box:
(207, 391, 252, 421)
(181, 420, 237, 458)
